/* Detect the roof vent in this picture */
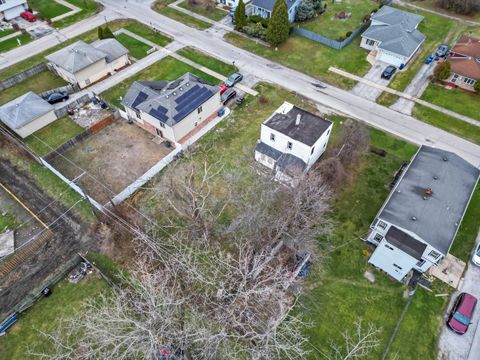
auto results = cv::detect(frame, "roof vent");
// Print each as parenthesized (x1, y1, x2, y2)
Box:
(173, 92, 177, 96)
(186, 82, 190, 87)
(180, 87, 183, 91)
(411, 216, 417, 221)
(166, 95, 169, 99)
(433, 175, 438, 180)
(295, 114, 301, 126)
(442, 156, 448, 161)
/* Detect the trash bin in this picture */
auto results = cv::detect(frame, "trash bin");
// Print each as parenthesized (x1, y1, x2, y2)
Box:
(217, 108, 225, 117)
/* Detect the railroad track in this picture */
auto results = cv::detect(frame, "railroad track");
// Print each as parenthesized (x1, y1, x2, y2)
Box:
(0, 230, 53, 279)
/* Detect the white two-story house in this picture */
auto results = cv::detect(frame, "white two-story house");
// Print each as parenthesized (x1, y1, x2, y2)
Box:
(0, 0, 28, 21)
(122, 73, 222, 145)
(366, 146, 479, 282)
(255, 102, 332, 182)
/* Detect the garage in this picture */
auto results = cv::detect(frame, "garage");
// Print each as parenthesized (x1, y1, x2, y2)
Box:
(3, 5, 25, 20)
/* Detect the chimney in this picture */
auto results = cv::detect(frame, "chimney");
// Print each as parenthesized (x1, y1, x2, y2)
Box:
(424, 188, 433, 196)
(295, 114, 301, 126)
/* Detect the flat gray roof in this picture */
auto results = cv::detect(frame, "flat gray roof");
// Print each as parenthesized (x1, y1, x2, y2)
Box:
(378, 146, 479, 255)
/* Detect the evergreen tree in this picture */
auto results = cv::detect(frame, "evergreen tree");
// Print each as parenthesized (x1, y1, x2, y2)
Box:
(97, 26, 104, 39)
(266, 0, 290, 46)
(296, 0, 315, 21)
(234, 0, 247, 30)
(102, 25, 115, 39)
(474, 80, 480, 93)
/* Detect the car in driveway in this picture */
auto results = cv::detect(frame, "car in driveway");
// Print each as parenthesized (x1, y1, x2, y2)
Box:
(381, 66, 397, 80)
(225, 73, 243, 87)
(435, 44, 449, 58)
(218, 83, 228, 95)
(221, 88, 236, 105)
(20, 11, 36, 22)
(447, 292, 477, 335)
(425, 54, 434, 64)
(43, 91, 69, 104)
(472, 243, 480, 266)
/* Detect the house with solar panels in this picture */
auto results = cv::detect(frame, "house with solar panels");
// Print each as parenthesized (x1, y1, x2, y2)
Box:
(366, 146, 479, 282)
(122, 73, 222, 144)
(255, 102, 332, 183)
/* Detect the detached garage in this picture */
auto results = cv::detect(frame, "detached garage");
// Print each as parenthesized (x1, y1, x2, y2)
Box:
(0, 91, 57, 138)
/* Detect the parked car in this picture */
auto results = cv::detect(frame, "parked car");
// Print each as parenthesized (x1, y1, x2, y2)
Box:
(218, 83, 228, 95)
(472, 242, 480, 266)
(425, 54, 434, 65)
(447, 292, 477, 335)
(221, 88, 236, 105)
(229, 6, 236, 17)
(43, 91, 69, 104)
(435, 44, 449, 58)
(20, 11, 36, 22)
(224, 72, 243, 87)
(381, 66, 397, 80)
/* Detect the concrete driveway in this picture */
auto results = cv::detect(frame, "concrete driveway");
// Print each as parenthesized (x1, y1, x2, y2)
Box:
(438, 234, 480, 360)
(351, 61, 393, 101)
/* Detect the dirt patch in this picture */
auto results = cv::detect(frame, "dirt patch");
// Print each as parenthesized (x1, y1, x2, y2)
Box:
(50, 120, 173, 204)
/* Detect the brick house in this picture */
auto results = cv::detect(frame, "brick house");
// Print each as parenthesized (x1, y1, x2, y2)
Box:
(446, 35, 480, 91)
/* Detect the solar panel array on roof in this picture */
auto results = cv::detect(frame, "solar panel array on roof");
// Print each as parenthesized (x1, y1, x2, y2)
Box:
(174, 85, 200, 105)
(132, 91, 149, 110)
(149, 105, 168, 122)
(173, 87, 213, 122)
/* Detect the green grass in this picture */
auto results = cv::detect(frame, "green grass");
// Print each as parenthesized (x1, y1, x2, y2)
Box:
(0, 35, 32, 53)
(0, 28, 16, 39)
(53, 0, 102, 29)
(0, 212, 17, 233)
(153, 0, 212, 30)
(101, 56, 219, 108)
(412, 104, 480, 144)
(224, 33, 369, 89)
(123, 23, 172, 47)
(0, 71, 67, 105)
(421, 83, 480, 121)
(29, 0, 71, 19)
(177, 47, 238, 76)
(405, 0, 480, 22)
(178, 0, 227, 22)
(376, 91, 400, 107)
(115, 33, 152, 60)
(0, 276, 109, 359)
(23, 117, 85, 157)
(299, 0, 377, 40)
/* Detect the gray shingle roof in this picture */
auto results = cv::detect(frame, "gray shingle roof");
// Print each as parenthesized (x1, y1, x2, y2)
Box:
(252, 0, 298, 12)
(362, 6, 426, 58)
(255, 141, 283, 160)
(255, 141, 307, 175)
(122, 73, 220, 127)
(0, 92, 54, 129)
(46, 39, 128, 74)
(378, 146, 479, 255)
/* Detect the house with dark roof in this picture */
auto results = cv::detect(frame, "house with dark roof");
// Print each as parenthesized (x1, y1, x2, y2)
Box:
(46, 39, 130, 89)
(366, 146, 479, 282)
(255, 102, 332, 182)
(446, 35, 480, 90)
(122, 73, 222, 144)
(360, 6, 426, 67)
(251, 0, 301, 22)
(0, 91, 56, 138)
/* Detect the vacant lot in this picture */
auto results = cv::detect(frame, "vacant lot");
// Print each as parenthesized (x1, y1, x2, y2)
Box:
(178, 0, 227, 22)
(177, 47, 238, 76)
(405, 0, 480, 22)
(53, 0, 102, 28)
(29, 0, 71, 19)
(299, 0, 377, 40)
(116, 33, 152, 60)
(153, 0, 212, 30)
(50, 120, 173, 204)
(123, 23, 172, 47)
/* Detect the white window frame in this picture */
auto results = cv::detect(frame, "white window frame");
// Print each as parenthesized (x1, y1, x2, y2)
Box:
(428, 250, 441, 260)
(377, 220, 387, 230)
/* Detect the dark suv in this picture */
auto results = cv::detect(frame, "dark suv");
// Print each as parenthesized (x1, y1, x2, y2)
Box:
(381, 66, 397, 80)
(44, 91, 69, 104)
(447, 292, 477, 335)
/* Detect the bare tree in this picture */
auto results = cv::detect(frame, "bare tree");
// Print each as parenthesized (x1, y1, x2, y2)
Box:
(329, 320, 382, 360)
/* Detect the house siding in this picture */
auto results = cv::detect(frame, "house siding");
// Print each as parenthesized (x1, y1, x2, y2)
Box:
(15, 110, 57, 138)
(0, 0, 27, 20)
(446, 72, 477, 90)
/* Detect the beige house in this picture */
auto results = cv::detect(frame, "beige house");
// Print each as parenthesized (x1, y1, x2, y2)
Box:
(46, 39, 130, 89)
(0, 91, 56, 138)
(122, 73, 222, 144)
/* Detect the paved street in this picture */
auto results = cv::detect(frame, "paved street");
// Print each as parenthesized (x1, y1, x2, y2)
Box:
(351, 61, 393, 101)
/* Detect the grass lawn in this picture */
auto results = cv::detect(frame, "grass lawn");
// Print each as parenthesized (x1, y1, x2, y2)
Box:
(23, 117, 85, 157)
(101, 56, 219, 108)
(177, 47, 238, 76)
(0, 70, 67, 105)
(53, 0, 102, 29)
(0, 35, 32, 53)
(224, 33, 369, 89)
(421, 83, 480, 121)
(178, 0, 227, 22)
(298, 0, 377, 40)
(153, 0, 212, 30)
(123, 23, 172, 47)
(0, 276, 109, 359)
(0, 212, 17, 233)
(412, 104, 480, 144)
(29, 0, 71, 19)
(405, 0, 480, 22)
(116, 33, 152, 60)
(0, 28, 16, 39)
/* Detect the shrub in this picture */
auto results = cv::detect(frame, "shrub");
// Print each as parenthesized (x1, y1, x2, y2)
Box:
(433, 61, 451, 80)
(259, 95, 268, 104)
(345, 31, 352, 37)
(474, 81, 480, 93)
(296, 0, 315, 22)
(249, 15, 269, 27)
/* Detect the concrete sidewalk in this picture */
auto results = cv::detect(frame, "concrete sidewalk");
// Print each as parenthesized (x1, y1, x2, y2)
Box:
(51, 0, 82, 22)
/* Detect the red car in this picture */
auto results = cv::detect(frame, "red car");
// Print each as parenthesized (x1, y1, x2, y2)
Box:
(218, 83, 227, 95)
(447, 292, 477, 334)
(21, 11, 36, 22)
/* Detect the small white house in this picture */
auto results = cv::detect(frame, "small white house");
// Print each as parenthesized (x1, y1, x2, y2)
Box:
(46, 39, 130, 89)
(255, 102, 332, 182)
(0, 0, 28, 21)
(360, 6, 426, 67)
(366, 146, 479, 282)
(0, 91, 56, 138)
(122, 73, 222, 144)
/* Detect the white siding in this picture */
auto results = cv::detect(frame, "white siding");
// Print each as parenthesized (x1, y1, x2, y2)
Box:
(15, 110, 57, 138)
(255, 150, 275, 170)
(368, 239, 418, 281)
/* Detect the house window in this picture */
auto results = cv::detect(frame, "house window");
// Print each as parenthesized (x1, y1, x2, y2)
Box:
(377, 221, 387, 230)
(416, 259, 426, 267)
(194, 121, 198, 127)
(374, 233, 383, 242)
(452, 74, 459, 83)
(135, 111, 141, 119)
(464, 77, 475, 85)
(393, 264, 402, 270)
(366, 39, 376, 46)
(270, 133, 275, 142)
(155, 128, 163, 137)
(385, 244, 394, 251)
(287, 141, 293, 150)
(310, 146, 315, 155)
(197, 106, 203, 114)
(160, 122, 165, 128)
(326, 129, 331, 136)
(429, 250, 441, 260)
